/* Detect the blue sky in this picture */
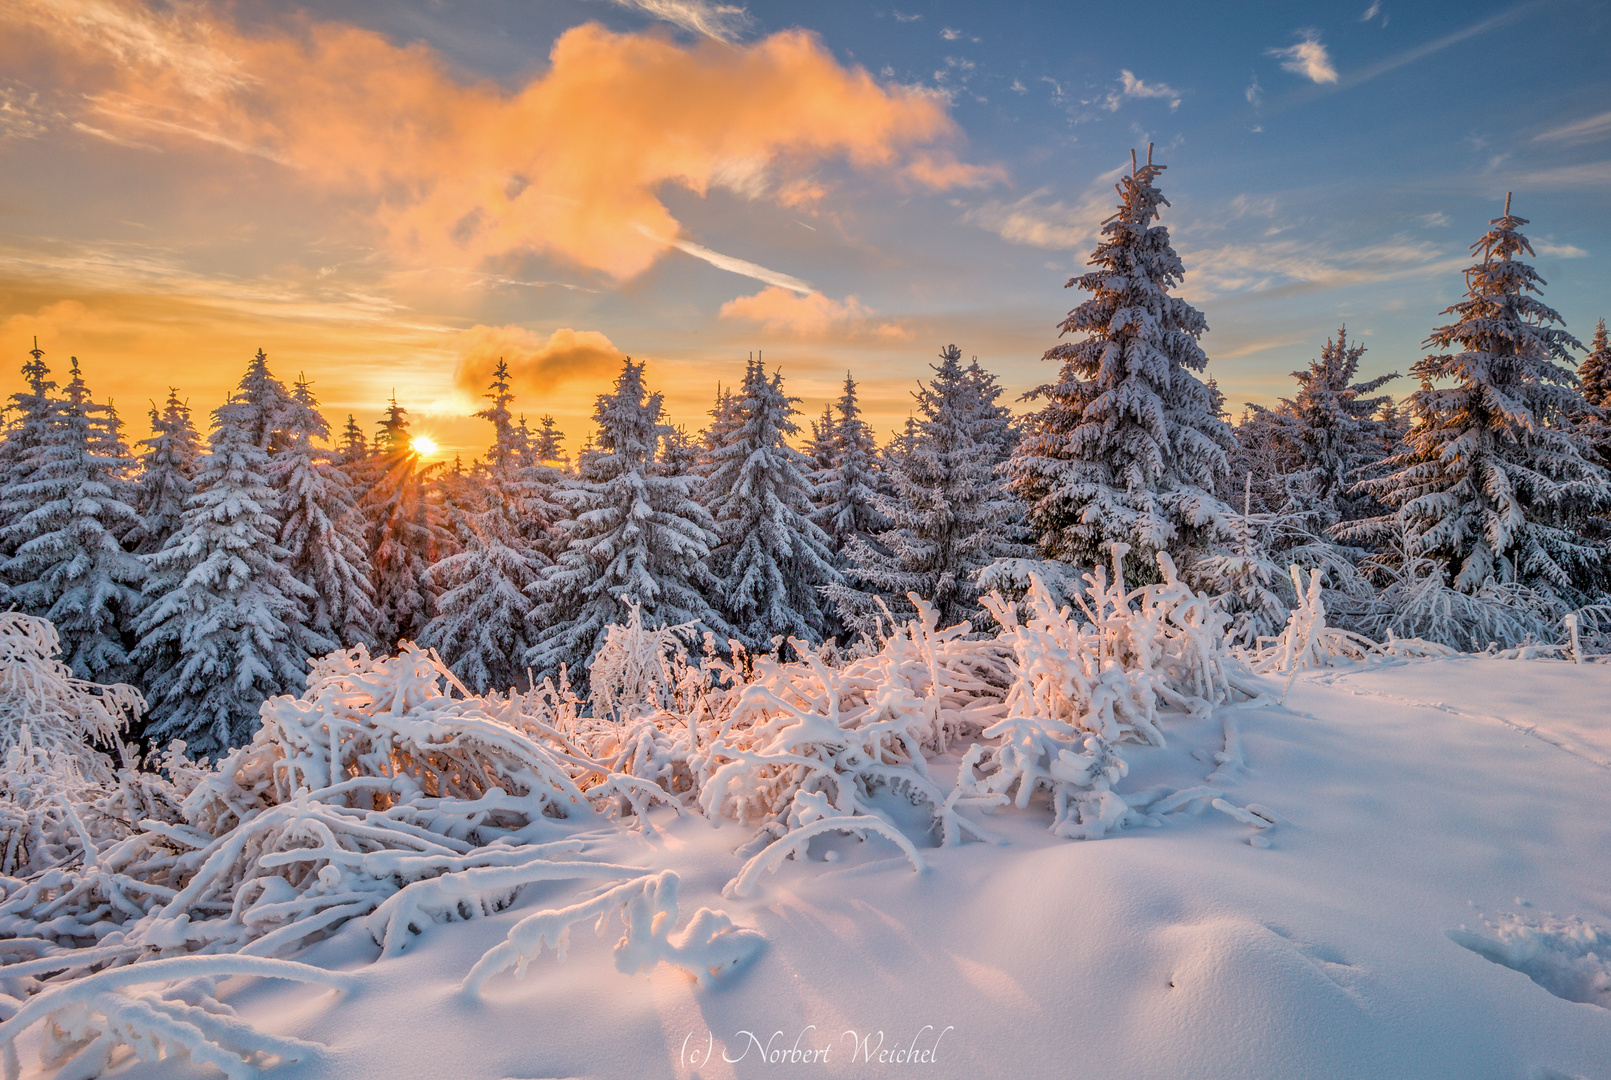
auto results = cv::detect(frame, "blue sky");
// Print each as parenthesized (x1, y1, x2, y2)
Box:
(1, 0, 1607, 455)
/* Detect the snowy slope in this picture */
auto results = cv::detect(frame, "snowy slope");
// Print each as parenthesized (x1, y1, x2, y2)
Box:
(25, 657, 1611, 1080)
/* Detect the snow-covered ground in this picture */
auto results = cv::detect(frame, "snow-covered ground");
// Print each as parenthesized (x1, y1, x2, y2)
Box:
(41, 655, 1608, 1080)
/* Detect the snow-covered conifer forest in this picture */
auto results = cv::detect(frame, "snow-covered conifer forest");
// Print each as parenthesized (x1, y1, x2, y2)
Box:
(1, 158, 1609, 1079)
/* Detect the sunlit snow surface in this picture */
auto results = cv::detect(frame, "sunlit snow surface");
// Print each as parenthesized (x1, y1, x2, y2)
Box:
(37, 658, 1611, 1080)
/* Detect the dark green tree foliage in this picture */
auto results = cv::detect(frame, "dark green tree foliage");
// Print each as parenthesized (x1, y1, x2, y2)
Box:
(1008, 147, 1231, 572)
(1349, 197, 1610, 596)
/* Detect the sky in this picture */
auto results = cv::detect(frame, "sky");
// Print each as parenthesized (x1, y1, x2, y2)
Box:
(1, 0, 1608, 459)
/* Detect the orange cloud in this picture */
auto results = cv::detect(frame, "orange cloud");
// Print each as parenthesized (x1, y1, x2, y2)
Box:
(2, 2, 999, 282)
(718, 286, 913, 340)
(452, 325, 627, 403)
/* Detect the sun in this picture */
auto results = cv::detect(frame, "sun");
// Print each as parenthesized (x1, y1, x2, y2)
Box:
(410, 435, 438, 458)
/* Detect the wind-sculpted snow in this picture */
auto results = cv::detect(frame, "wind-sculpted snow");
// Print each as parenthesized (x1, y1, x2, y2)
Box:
(1448, 912, 1611, 1010)
(0, 561, 1296, 1077)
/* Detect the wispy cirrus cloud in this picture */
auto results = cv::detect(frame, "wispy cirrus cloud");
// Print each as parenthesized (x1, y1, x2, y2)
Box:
(1179, 236, 1463, 300)
(1533, 109, 1611, 147)
(603, 0, 752, 43)
(1267, 33, 1338, 85)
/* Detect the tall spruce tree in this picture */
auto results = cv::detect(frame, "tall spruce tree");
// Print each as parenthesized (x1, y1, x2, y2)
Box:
(363, 398, 450, 646)
(1348, 195, 1610, 596)
(813, 373, 885, 556)
(421, 363, 547, 692)
(133, 365, 331, 757)
(830, 346, 1027, 634)
(275, 377, 378, 648)
(705, 360, 839, 648)
(0, 341, 60, 567)
(1008, 147, 1232, 574)
(128, 389, 201, 556)
(526, 358, 727, 677)
(1, 357, 144, 682)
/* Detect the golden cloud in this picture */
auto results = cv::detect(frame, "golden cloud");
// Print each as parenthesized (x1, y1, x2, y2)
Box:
(718, 286, 912, 340)
(452, 325, 628, 404)
(2, 2, 1000, 281)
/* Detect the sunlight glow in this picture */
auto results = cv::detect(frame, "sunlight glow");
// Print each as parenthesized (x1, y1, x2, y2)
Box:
(410, 436, 438, 458)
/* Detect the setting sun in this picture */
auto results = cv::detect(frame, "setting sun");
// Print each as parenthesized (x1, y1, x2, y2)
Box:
(410, 436, 438, 458)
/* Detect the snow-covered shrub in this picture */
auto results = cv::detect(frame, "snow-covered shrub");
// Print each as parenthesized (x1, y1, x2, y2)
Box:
(0, 613, 140, 776)
(969, 547, 1263, 839)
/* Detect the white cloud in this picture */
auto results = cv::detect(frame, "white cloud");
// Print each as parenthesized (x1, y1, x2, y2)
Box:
(940, 27, 963, 40)
(1361, 1, 1381, 19)
(1009, 78, 1027, 94)
(1267, 34, 1339, 84)
(604, 0, 751, 42)
(1418, 211, 1450, 228)
(1105, 69, 1181, 112)
(961, 169, 1126, 251)
(1533, 109, 1611, 147)
(892, 10, 922, 22)
(1245, 73, 1263, 108)
(1533, 240, 1588, 258)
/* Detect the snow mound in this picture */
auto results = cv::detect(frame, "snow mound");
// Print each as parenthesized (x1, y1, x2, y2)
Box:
(1448, 913, 1611, 1009)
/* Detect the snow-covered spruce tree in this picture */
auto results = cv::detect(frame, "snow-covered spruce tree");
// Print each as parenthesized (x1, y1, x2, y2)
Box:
(813, 372, 886, 556)
(705, 360, 839, 648)
(274, 376, 378, 647)
(420, 365, 548, 693)
(1008, 146, 1233, 578)
(526, 358, 727, 678)
(337, 413, 368, 464)
(0, 357, 144, 683)
(1233, 327, 1399, 527)
(126, 389, 201, 556)
(1346, 195, 1610, 600)
(531, 414, 566, 466)
(658, 424, 700, 478)
(133, 374, 332, 757)
(0, 341, 60, 568)
(830, 346, 1027, 634)
(362, 398, 451, 647)
(233, 348, 296, 455)
(804, 404, 837, 473)
(1579, 318, 1611, 468)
